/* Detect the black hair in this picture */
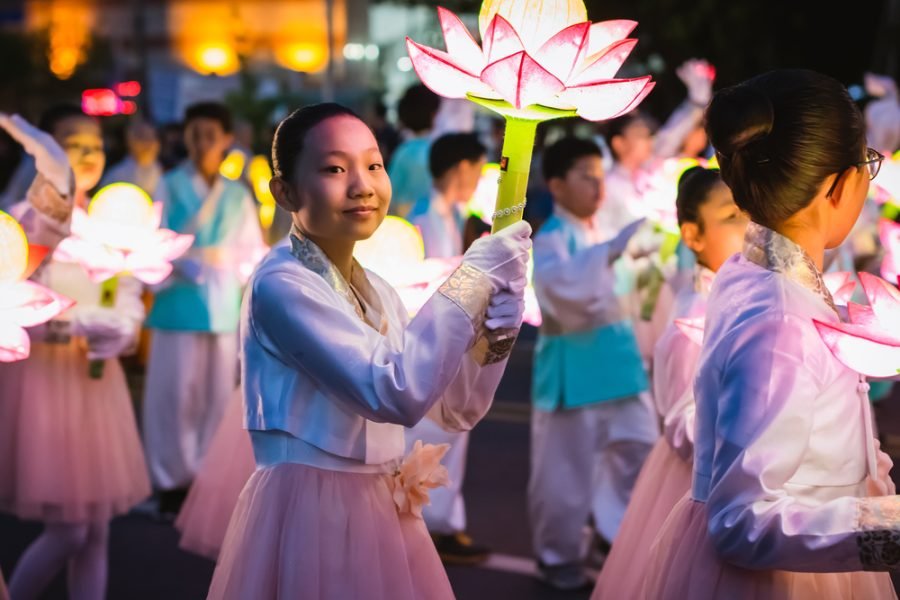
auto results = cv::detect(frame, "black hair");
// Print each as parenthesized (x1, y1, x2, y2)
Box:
(271, 102, 362, 181)
(39, 104, 92, 136)
(429, 133, 486, 179)
(542, 137, 602, 182)
(184, 102, 234, 134)
(397, 84, 440, 134)
(706, 69, 865, 228)
(676, 166, 725, 229)
(604, 110, 659, 159)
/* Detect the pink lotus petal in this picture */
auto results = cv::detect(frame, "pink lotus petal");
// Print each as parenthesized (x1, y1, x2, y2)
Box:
(151, 201, 163, 227)
(123, 253, 174, 285)
(534, 21, 590, 82)
(437, 7, 486, 76)
(523, 285, 542, 327)
(675, 316, 705, 346)
(848, 301, 877, 327)
(568, 38, 638, 86)
(481, 51, 565, 109)
(586, 20, 638, 57)
(815, 319, 900, 378)
(1, 280, 73, 328)
(0, 322, 29, 362)
(482, 14, 525, 65)
(823, 271, 856, 305)
(558, 76, 653, 121)
(152, 230, 195, 262)
(859, 272, 900, 332)
(879, 218, 900, 283)
(406, 39, 494, 100)
(611, 80, 656, 118)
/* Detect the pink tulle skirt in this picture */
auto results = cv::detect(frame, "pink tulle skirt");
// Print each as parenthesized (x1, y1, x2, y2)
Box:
(642, 497, 897, 600)
(176, 392, 255, 560)
(592, 438, 691, 599)
(0, 340, 151, 523)
(207, 463, 454, 600)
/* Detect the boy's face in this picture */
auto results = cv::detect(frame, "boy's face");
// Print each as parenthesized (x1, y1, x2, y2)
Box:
(682, 182, 749, 272)
(184, 117, 233, 174)
(611, 120, 654, 168)
(127, 122, 160, 165)
(275, 115, 391, 243)
(54, 116, 105, 194)
(550, 155, 605, 219)
(453, 155, 487, 204)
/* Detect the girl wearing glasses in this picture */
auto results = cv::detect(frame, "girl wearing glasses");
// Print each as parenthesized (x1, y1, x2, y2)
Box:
(642, 70, 896, 599)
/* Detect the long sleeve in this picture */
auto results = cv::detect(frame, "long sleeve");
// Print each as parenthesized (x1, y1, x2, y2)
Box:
(10, 174, 71, 251)
(654, 100, 704, 160)
(249, 263, 494, 428)
(704, 312, 900, 573)
(652, 324, 701, 461)
(532, 230, 620, 332)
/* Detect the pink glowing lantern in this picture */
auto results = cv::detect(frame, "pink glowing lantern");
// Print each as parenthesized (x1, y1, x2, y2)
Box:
(674, 316, 704, 346)
(407, 0, 653, 232)
(879, 219, 900, 284)
(814, 272, 900, 377)
(54, 183, 194, 285)
(0, 211, 73, 361)
(823, 271, 857, 306)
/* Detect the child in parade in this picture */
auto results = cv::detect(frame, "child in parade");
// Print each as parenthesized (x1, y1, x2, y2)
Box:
(206, 102, 530, 599)
(0, 108, 150, 600)
(591, 167, 749, 598)
(644, 69, 900, 599)
(528, 136, 657, 591)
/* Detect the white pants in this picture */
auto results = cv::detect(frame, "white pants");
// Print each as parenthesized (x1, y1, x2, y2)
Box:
(405, 417, 469, 534)
(529, 396, 658, 566)
(143, 330, 238, 489)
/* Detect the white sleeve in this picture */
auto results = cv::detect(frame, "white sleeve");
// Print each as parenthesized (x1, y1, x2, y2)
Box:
(654, 100, 704, 160)
(250, 263, 501, 428)
(532, 229, 620, 331)
(705, 313, 900, 572)
(10, 174, 71, 250)
(653, 324, 702, 461)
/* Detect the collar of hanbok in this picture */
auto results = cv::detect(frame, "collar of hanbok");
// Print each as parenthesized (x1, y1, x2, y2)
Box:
(742, 221, 837, 313)
(553, 204, 606, 245)
(289, 226, 387, 333)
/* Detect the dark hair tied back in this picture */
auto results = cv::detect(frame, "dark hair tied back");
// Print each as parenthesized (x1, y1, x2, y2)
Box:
(705, 69, 865, 228)
(271, 102, 362, 182)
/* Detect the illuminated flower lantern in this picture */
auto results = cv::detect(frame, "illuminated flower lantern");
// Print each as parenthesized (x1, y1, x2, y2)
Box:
(0, 211, 73, 361)
(407, 0, 653, 232)
(880, 219, 900, 284)
(814, 272, 900, 378)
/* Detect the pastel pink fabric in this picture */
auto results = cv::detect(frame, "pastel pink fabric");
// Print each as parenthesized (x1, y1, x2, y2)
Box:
(642, 498, 897, 599)
(591, 439, 691, 599)
(176, 392, 255, 560)
(0, 566, 7, 600)
(207, 463, 454, 600)
(0, 339, 150, 523)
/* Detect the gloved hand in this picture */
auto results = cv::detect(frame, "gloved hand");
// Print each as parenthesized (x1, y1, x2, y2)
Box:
(171, 256, 206, 284)
(461, 220, 532, 293)
(71, 307, 137, 360)
(677, 59, 715, 106)
(0, 113, 73, 197)
(608, 218, 646, 263)
(485, 278, 527, 330)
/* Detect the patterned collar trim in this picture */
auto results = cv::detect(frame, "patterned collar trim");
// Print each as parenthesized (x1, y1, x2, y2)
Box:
(742, 221, 837, 313)
(289, 227, 385, 332)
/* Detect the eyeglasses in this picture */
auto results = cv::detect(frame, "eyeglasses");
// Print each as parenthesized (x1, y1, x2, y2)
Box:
(826, 147, 885, 198)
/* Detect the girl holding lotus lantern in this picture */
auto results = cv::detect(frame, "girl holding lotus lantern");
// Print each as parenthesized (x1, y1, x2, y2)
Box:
(643, 70, 900, 599)
(0, 108, 151, 600)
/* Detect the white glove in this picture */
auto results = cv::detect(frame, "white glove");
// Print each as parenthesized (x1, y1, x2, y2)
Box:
(71, 307, 137, 360)
(172, 257, 206, 284)
(608, 218, 646, 262)
(677, 59, 715, 106)
(462, 220, 532, 293)
(485, 288, 525, 330)
(0, 113, 73, 197)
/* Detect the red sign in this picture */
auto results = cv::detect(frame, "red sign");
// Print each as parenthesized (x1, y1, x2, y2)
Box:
(82, 88, 123, 116)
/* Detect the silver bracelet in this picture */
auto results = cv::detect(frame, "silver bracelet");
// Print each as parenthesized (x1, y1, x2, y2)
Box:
(492, 200, 527, 221)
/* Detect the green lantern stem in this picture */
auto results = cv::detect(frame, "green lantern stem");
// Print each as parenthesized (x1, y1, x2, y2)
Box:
(88, 275, 119, 379)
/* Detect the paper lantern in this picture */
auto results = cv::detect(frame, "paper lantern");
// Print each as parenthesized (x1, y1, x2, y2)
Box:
(407, 1, 652, 232)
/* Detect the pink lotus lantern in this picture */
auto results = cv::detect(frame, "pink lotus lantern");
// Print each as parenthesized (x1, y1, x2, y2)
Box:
(0, 210, 73, 362)
(674, 316, 704, 346)
(823, 271, 858, 306)
(814, 272, 900, 378)
(879, 219, 900, 284)
(407, 0, 653, 232)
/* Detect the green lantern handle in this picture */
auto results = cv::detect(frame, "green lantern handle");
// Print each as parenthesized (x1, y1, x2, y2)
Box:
(88, 275, 119, 379)
(491, 117, 538, 233)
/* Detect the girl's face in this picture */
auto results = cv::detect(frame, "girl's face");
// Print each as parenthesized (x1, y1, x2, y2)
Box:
(287, 115, 390, 242)
(54, 116, 104, 193)
(682, 182, 749, 272)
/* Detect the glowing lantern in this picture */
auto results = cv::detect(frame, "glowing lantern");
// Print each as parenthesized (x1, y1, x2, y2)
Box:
(54, 183, 194, 285)
(26, 0, 96, 80)
(220, 149, 247, 181)
(880, 219, 900, 284)
(275, 42, 329, 73)
(407, 1, 652, 232)
(0, 211, 73, 362)
(814, 272, 900, 377)
(674, 316, 704, 346)
(195, 44, 240, 76)
(822, 271, 857, 306)
(248, 155, 278, 230)
(467, 162, 502, 226)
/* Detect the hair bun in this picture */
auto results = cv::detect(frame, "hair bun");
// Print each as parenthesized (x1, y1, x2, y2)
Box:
(706, 84, 775, 159)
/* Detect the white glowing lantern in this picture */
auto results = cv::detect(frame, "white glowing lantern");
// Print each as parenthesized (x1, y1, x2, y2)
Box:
(54, 183, 194, 285)
(0, 211, 73, 362)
